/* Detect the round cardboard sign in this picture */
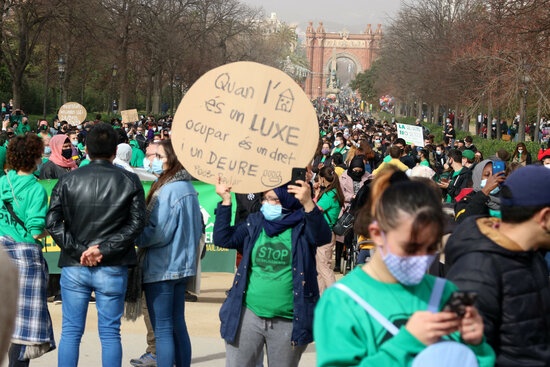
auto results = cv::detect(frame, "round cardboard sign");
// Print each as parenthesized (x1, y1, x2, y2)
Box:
(171, 61, 318, 193)
(58, 102, 87, 126)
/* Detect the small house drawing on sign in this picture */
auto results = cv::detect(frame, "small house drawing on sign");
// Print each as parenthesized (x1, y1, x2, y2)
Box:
(275, 88, 294, 113)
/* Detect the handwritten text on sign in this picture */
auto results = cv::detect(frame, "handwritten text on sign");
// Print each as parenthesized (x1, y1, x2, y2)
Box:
(58, 102, 87, 126)
(171, 62, 318, 193)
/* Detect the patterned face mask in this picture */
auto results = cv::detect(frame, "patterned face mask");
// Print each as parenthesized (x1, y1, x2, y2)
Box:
(378, 225, 435, 286)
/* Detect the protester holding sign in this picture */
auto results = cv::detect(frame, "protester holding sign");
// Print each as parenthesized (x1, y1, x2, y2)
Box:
(314, 168, 495, 367)
(213, 178, 331, 367)
(0, 134, 55, 366)
(136, 140, 203, 367)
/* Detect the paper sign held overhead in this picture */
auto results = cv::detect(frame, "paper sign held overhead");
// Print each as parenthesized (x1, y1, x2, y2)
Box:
(397, 123, 425, 148)
(58, 102, 87, 126)
(121, 109, 139, 124)
(171, 61, 319, 193)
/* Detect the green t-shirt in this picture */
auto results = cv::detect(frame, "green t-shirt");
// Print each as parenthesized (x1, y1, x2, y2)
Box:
(420, 160, 430, 167)
(314, 267, 495, 367)
(317, 189, 341, 229)
(0, 145, 6, 176)
(79, 158, 90, 167)
(245, 228, 294, 319)
(383, 155, 392, 163)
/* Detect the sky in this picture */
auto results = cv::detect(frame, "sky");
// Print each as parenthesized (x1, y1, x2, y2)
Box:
(241, 0, 403, 35)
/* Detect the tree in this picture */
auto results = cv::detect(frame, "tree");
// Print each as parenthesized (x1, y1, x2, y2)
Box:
(350, 59, 379, 104)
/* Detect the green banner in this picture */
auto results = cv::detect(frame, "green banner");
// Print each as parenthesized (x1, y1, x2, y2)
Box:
(38, 179, 236, 274)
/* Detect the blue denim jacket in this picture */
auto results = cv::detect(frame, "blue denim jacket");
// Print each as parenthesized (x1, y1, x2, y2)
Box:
(137, 181, 203, 283)
(213, 202, 332, 346)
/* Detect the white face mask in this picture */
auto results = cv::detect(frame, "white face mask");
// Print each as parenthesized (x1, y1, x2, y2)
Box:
(518, 149, 523, 153)
(545, 164, 550, 170)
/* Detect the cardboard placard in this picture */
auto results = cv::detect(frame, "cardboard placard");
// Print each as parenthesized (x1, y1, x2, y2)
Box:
(58, 102, 87, 126)
(121, 109, 139, 124)
(172, 61, 318, 193)
(397, 123, 425, 147)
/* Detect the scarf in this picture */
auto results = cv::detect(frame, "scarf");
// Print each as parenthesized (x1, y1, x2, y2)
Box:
(472, 159, 501, 211)
(262, 184, 305, 237)
(124, 168, 192, 321)
(48, 134, 77, 169)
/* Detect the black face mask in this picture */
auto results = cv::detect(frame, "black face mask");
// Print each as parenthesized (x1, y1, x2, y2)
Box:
(319, 185, 327, 191)
(61, 148, 73, 160)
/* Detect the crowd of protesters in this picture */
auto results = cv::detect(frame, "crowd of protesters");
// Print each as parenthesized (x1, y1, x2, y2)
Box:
(0, 100, 549, 367)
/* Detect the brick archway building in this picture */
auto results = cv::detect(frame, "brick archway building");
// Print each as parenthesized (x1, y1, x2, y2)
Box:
(305, 22, 382, 99)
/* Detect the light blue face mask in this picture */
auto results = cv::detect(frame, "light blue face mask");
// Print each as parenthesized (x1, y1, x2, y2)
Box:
(44, 146, 51, 155)
(379, 226, 435, 286)
(71, 140, 78, 147)
(151, 158, 164, 175)
(143, 157, 152, 172)
(261, 202, 283, 221)
(480, 179, 500, 195)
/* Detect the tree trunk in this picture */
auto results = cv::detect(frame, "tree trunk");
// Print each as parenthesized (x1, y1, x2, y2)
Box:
(145, 74, 152, 114)
(496, 108, 501, 140)
(12, 71, 23, 109)
(519, 92, 526, 142)
(42, 33, 51, 119)
(427, 104, 432, 124)
(535, 98, 541, 144)
(463, 108, 470, 133)
(487, 99, 493, 140)
(152, 71, 161, 115)
(434, 104, 440, 126)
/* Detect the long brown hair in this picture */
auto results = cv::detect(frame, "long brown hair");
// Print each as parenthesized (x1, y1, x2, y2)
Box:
(146, 140, 183, 205)
(319, 166, 345, 207)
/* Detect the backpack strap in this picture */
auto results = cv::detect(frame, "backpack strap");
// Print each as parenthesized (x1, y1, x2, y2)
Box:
(2, 200, 27, 232)
(333, 283, 399, 336)
(427, 277, 446, 313)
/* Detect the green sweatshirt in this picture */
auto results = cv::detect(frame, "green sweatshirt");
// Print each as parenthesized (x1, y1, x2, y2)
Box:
(0, 170, 48, 243)
(314, 267, 495, 367)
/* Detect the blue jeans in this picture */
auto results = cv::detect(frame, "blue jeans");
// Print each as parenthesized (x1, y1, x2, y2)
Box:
(144, 277, 191, 367)
(58, 266, 128, 367)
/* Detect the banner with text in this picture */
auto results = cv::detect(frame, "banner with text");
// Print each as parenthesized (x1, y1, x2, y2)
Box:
(38, 180, 236, 274)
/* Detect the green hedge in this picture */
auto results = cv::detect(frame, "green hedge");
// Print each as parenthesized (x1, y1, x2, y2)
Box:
(379, 112, 543, 162)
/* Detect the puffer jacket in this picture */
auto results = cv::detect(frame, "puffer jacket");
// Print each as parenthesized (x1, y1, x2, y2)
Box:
(444, 216, 550, 367)
(46, 159, 146, 267)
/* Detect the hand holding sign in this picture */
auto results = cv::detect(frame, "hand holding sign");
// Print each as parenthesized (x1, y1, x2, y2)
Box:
(171, 61, 318, 193)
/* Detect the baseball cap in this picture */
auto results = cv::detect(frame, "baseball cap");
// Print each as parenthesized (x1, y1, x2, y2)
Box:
(462, 150, 475, 160)
(501, 166, 550, 207)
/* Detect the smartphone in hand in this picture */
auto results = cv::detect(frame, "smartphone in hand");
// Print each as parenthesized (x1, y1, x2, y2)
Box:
(443, 291, 478, 318)
(291, 167, 306, 186)
(492, 161, 505, 176)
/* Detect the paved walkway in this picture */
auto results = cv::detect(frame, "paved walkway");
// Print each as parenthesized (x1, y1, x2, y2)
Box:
(2, 272, 319, 367)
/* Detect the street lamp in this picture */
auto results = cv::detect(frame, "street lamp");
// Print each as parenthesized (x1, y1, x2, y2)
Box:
(57, 56, 65, 110)
(111, 64, 118, 113)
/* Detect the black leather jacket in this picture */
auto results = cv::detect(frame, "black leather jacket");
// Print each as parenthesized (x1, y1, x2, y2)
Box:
(46, 159, 146, 268)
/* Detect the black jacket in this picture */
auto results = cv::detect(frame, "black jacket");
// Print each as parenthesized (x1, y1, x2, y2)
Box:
(39, 160, 71, 180)
(46, 159, 146, 267)
(447, 167, 472, 202)
(445, 217, 550, 366)
(454, 190, 490, 223)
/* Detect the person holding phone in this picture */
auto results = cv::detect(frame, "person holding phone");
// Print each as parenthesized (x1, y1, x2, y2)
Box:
(454, 159, 507, 222)
(213, 178, 332, 367)
(314, 168, 495, 367)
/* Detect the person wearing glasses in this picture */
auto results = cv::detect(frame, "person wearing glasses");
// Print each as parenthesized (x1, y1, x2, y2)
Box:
(213, 177, 332, 367)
